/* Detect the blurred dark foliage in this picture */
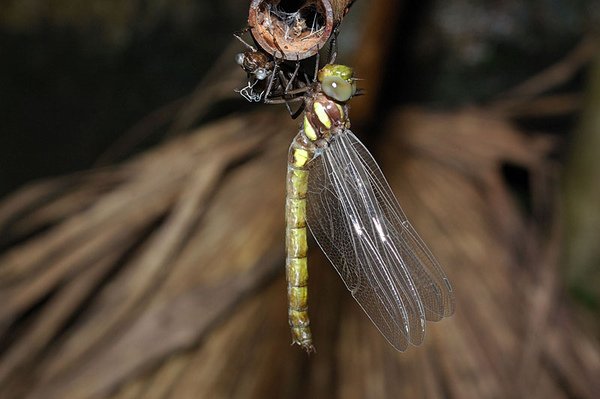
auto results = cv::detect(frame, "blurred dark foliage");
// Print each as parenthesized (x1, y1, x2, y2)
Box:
(404, 0, 598, 103)
(0, 0, 246, 197)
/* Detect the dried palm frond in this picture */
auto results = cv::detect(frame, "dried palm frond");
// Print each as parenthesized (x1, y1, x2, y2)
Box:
(1, 99, 598, 398)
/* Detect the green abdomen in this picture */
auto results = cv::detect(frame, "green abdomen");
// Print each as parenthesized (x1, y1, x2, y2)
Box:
(285, 138, 314, 352)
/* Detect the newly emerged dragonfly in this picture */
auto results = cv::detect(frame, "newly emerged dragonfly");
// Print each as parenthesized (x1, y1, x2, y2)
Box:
(281, 64, 455, 352)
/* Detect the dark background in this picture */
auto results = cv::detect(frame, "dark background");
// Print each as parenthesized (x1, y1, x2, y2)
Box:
(1, 0, 594, 196)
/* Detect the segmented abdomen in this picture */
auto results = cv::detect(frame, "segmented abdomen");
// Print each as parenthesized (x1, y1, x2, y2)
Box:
(285, 137, 315, 352)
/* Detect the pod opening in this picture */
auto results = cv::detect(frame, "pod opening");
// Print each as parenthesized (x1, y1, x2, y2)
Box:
(249, 0, 333, 61)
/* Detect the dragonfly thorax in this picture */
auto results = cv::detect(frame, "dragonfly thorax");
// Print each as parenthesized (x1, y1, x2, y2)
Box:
(302, 93, 349, 143)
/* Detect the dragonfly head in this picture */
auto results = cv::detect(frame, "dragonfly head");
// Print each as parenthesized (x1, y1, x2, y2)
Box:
(317, 64, 357, 102)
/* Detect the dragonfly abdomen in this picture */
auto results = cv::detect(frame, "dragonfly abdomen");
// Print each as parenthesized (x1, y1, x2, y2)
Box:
(285, 137, 316, 352)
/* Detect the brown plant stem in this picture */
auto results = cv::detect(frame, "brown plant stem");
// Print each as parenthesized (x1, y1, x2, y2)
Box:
(248, 0, 356, 60)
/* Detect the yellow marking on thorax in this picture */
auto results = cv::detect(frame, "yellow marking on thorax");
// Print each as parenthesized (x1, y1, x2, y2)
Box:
(313, 102, 332, 128)
(303, 116, 317, 141)
(335, 103, 345, 120)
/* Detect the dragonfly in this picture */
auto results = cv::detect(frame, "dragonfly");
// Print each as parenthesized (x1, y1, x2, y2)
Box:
(278, 63, 455, 353)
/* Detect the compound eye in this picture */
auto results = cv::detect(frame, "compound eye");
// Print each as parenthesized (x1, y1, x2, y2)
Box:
(321, 76, 353, 102)
(255, 68, 268, 80)
(235, 53, 245, 66)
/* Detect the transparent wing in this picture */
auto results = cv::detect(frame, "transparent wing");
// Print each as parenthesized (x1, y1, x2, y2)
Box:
(306, 130, 455, 351)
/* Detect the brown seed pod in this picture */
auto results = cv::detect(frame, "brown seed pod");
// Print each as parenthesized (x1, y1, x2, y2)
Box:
(248, 0, 352, 61)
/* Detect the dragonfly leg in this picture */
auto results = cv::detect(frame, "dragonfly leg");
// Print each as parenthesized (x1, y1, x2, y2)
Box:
(282, 59, 304, 117)
(274, 68, 295, 116)
(264, 96, 306, 119)
(327, 26, 339, 64)
(312, 49, 320, 82)
(285, 57, 301, 92)
(264, 96, 305, 105)
(263, 62, 280, 102)
(290, 102, 306, 119)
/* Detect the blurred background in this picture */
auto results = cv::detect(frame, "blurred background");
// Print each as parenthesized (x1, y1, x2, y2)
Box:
(0, 0, 599, 398)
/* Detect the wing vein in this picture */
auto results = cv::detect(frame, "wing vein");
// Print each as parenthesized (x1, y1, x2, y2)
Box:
(306, 129, 454, 350)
